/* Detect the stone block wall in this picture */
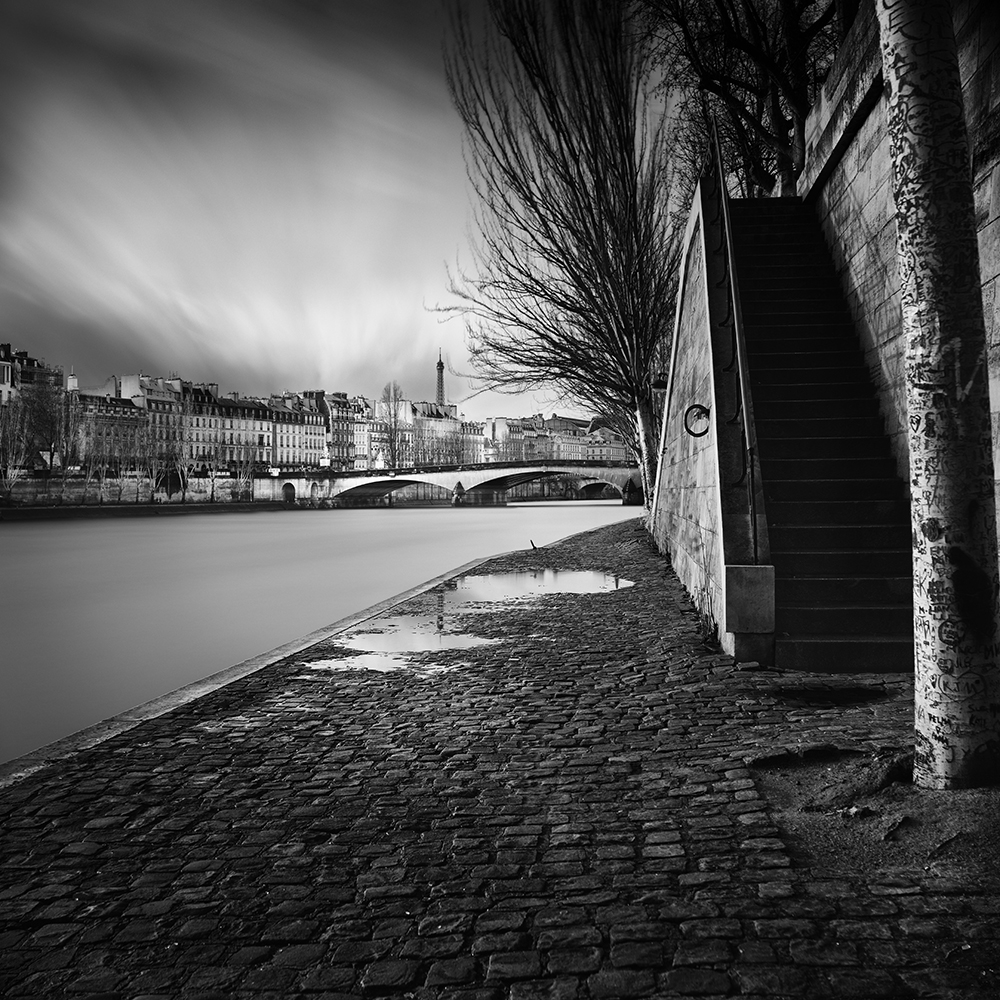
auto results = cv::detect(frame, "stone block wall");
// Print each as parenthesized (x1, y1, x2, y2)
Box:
(799, 0, 1000, 489)
(650, 221, 724, 626)
(650, 177, 773, 660)
(959, 0, 1000, 457)
(6, 474, 253, 507)
(800, 2, 906, 473)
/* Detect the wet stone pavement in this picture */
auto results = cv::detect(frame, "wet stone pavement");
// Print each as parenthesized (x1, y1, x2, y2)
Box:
(1, 518, 998, 999)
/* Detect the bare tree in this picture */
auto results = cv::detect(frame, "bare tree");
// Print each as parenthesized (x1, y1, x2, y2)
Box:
(639, 0, 841, 194)
(76, 414, 98, 504)
(57, 392, 84, 503)
(20, 382, 65, 474)
(413, 421, 467, 467)
(171, 397, 194, 503)
(139, 421, 166, 502)
(124, 423, 146, 502)
(233, 441, 256, 502)
(0, 398, 29, 504)
(206, 425, 226, 502)
(442, 0, 683, 500)
(379, 381, 408, 469)
(109, 423, 130, 503)
(83, 417, 114, 504)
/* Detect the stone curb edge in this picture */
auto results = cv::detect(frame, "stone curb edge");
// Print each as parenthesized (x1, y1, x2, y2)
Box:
(0, 519, 628, 788)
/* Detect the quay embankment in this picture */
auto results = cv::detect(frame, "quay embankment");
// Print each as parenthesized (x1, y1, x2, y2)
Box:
(1, 519, 998, 998)
(0, 501, 290, 521)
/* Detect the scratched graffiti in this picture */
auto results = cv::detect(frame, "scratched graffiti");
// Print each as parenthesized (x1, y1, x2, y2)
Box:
(927, 669, 986, 702)
(878, 0, 1000, 787)
(937, 618, 965, 650)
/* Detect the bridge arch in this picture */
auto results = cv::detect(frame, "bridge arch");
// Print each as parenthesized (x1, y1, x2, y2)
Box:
(334, 478, 428, 503)
(578, 481, 623, 499)
(318, 461, 640, 504)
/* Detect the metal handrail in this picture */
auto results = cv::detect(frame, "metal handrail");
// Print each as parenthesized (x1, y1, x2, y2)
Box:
(709, 122, 760, 565)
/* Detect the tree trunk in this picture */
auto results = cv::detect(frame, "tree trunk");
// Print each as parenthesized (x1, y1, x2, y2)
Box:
(635, 395, 658, 508)
(877, 0, 1000, 788)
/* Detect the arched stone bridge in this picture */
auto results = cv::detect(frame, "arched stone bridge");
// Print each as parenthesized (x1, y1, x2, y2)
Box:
(255, 460, 640, 505)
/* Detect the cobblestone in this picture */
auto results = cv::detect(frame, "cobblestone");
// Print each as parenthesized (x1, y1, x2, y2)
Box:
(1, 519, 998, 997)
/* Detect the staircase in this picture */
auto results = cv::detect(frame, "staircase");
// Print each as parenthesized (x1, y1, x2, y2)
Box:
(728, 197, 913, 672)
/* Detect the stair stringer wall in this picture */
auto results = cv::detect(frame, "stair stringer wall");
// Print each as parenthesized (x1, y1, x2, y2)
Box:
(650, 179, 775, 663)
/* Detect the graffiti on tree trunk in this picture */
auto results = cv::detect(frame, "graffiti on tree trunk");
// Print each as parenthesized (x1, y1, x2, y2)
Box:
(878, 0, 1000, 788)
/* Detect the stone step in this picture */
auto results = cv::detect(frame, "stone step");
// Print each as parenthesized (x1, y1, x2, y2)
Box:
(736, 263, 833, 280)
(776, 604, 912, 635)
(747, 349, 864, 369)
(767, 499, 910, 526)
(766, 477, 907, 502)
(751, 416, 882, 442)
(753, 398, 881, 420)
(741, 285, 847, 302)
(731, 247, 830, 262)
(744, 318, 859, 332)
(749, 336, 857, 353)
(754, 382, 877, 402)
(769, 522, 910, 549)
(761, 435, 889, 459)
(774, 635, 914, 672)
(761, 455, 899, 480)
(729, 209, 816, 229)
(752, 370, 873, 390)
(740, 290, 844, 305)
(771, 547, 912, 575)
(775, 574, 912, 604)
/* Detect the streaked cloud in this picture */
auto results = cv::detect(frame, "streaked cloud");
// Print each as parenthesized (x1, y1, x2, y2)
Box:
(0, 0, 573, 415)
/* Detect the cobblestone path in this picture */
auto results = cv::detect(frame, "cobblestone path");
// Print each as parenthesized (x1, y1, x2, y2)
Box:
(2, 519, 998, 998)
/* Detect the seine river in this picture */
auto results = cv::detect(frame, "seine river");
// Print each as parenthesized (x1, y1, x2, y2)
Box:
(1, 502, 641, 764)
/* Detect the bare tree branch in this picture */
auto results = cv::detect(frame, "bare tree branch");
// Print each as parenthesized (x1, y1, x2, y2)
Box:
(441, 0, 684, 499)
(639, 0, 839, 193)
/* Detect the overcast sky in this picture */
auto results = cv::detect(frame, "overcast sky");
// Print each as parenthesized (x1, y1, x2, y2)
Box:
(0, 0, 575, 419)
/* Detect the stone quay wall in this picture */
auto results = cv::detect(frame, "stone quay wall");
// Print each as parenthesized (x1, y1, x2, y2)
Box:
(799, 0, 1000, 486)
(649, 175, 773, 662)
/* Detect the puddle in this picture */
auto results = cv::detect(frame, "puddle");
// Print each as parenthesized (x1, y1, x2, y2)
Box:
(292, 570, 632, 678)
(450, 570, 633, 603)
(298, 654, 455, 678)
(345, 616, 498, 652)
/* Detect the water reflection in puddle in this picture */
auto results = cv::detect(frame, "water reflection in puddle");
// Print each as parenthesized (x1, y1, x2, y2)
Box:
(299, 654, 455, 677)
(451, 570, 633, 603)
(345, 617, 498, 653)
(294, 569, 633, 677)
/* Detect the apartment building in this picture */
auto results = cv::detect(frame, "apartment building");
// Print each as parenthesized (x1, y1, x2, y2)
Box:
(268, 394, 325, 468)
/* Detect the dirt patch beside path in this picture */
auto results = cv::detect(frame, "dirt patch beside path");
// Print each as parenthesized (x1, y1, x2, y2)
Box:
(752, 745, 1000, 889)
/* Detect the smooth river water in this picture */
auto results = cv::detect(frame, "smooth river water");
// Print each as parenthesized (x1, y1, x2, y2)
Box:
(1, 502, 641, 763)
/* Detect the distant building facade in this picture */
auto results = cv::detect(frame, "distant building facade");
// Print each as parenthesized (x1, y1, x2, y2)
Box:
(1, 338, 630, 502)
(0, 343, 63, 403)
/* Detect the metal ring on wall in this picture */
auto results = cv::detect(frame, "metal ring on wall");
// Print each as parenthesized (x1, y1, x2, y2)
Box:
(683, 403, 711, 437)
